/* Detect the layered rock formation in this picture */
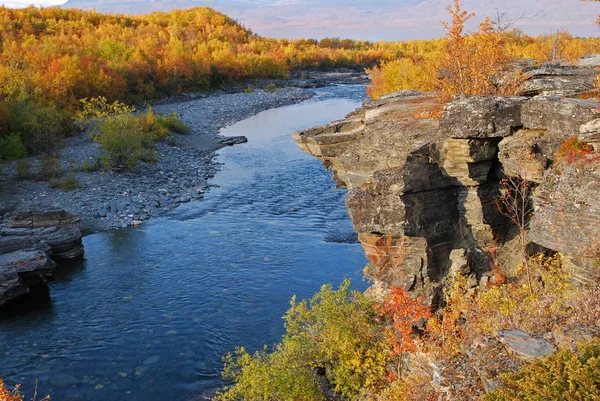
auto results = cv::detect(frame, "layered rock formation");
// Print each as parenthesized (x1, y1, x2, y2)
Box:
(294, 73, 600, 300)
(0, 209, 84, 307)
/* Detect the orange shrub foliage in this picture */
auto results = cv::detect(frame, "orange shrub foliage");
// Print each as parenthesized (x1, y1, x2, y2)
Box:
(367, 1, 600, 102)
(375, 286, 432, 355)
(0, 380, 23, 401)
(555, 137, 599, 164)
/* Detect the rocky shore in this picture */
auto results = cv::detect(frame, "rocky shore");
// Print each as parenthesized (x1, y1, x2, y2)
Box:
(0, 88, 314, 233)
(293, 62, 600, 299)
(0, 209, 83, 307)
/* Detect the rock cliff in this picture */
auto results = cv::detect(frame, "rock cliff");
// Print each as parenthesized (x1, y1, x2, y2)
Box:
(0, 209, 84, 307)
(294, 69, 600, 301)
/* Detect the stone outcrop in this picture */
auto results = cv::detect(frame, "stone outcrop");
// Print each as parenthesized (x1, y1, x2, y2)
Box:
(294, 67, 600, 300)
(518, 65, 598, 97)
(0, 209, 84, 307)
(495, 329, 556, 361)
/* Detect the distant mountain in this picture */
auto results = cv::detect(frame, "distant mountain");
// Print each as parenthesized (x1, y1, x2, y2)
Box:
(60, 0, 600, 40)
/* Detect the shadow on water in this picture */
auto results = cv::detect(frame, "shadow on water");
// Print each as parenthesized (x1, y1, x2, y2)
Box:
(0, 85, 368, 401)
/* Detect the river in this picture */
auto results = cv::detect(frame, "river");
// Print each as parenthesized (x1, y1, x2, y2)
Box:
(0, 85, 368, 401)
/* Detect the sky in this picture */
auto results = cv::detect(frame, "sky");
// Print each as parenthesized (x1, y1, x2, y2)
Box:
(2, 0, 600, 41)
(3, 0, 66, 6)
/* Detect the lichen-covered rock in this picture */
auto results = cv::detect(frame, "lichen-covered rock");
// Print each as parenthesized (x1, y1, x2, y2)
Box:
(518, 65, 598, 97)
(439, 95, 527, 139)
(293, 91, 442, 189)
(529, 162, 600, 287)
(294, 85, 600, 301)
(496, 329, 556, 361)
(553, 323, 600, 350)
(498, 129, 548, 183)
(578, 54, 600, 67)
(579, 118, 600, 151)
(521, 96, 600, 159)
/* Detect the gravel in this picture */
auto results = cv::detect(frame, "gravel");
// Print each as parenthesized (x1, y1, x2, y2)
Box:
(0, 88, 314, 233)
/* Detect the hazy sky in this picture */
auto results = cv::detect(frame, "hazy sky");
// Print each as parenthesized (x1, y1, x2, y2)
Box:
(3, 0, 66, 6)
(2, 0, 599, 41)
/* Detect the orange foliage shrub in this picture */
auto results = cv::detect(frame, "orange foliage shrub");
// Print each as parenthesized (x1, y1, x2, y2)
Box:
(555, 137, 599, 165)
(0, 380, 22, 401)
(375, 286, 432, 355)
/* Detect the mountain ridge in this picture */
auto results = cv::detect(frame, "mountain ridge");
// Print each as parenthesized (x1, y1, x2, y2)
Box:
(58, 0, 600, 40)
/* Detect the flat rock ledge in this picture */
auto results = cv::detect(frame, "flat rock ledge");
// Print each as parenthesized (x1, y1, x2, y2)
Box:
(0, 209, 84, 307)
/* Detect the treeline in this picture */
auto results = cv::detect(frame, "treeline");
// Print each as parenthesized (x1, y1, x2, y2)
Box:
(0, 6, 389, 160)
(368, 29, 600, 99)
(1, 5, 600, 161)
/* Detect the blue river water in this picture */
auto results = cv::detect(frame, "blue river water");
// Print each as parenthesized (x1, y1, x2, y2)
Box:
(0, 85, 368, 401)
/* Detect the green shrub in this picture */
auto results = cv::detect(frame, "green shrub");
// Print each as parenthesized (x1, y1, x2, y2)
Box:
(484, 341, 600, 401)
(9, 99, 73, 155)
(81, 159, 103, 172)
(265, 83, 278, 93)
(15, 159, 34, 180)
(92, 109, 188, 169)
(37, 155, 62, 181)
(50, 175, 79, 191)
(94, 114, 151, 169)
(216, 280, 392, 400)
(244, 85, 254, 93)
(155, 112, 191, 134)
(0, 133, 27, 161)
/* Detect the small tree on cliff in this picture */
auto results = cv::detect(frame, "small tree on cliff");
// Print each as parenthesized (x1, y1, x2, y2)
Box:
(431, 0, 522, 116)
(496, 152, 535, 294)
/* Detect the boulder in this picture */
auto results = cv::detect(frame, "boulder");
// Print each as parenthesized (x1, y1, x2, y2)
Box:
(521, 96, 600, 159)
(577, 54, 600, 67)
(518, 65, 597, 97)
(0, 248, 55, 307)
(439, 95, 528, 139)
(496, 329, 556, 361)
(553, 323, 600, 350)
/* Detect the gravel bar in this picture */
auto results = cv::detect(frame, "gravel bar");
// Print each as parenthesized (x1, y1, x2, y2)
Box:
(0, 88, 315, 233)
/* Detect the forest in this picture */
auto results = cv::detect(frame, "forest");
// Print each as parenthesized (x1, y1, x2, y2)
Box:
(0, 5, 600, 163)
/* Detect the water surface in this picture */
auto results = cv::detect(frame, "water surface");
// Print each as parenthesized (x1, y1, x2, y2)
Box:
(0, 85, 368, 401)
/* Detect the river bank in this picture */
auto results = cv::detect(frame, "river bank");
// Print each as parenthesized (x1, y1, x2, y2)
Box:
(0, 85, 368, 401)
(0, 88, 314, 234)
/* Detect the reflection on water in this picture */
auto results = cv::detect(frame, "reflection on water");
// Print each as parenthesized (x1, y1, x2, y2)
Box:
(0, 86, 368, 401)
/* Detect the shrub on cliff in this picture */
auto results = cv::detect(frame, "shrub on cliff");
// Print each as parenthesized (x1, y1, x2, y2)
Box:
(367, 0, 523, 111)
(216, 280, 394, 400)
(483, 341, 600, 401)
(0, 380, 22, 401)
(555, 137, 599, 165)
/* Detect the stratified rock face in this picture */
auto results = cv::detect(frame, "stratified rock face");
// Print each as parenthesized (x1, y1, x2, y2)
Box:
(518, 65, 598, 97)
(529, 162, 600, 287)
(293, 91, 442, 190)
(294, 71, 600, 300)
(0, 209, 84, 307)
